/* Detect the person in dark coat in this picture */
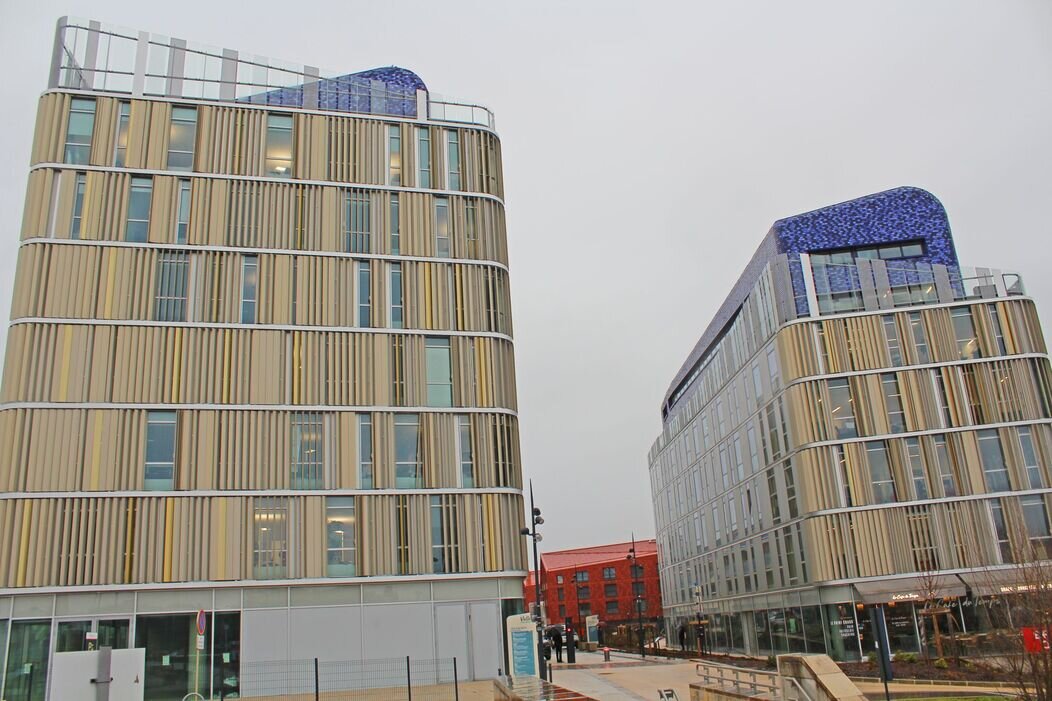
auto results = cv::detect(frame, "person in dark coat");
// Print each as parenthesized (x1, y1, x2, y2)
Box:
(679, 624, 687, 651)
(551, 627, 564, 662)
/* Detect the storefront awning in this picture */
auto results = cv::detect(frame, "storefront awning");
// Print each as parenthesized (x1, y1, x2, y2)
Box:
(853, 574, 967, 604)
(957, 569, 1045, 597)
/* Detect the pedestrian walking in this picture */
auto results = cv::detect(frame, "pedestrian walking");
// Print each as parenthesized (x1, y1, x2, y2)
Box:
(551, 627, 564, 663)
(678, 624, 687, 651)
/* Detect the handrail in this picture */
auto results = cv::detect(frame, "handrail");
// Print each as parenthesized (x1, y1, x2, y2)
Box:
(695, 661, 779, 697)
(781, 676, 815, 701)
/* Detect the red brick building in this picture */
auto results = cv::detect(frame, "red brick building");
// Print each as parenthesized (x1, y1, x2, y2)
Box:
(524, 539, 662, 639)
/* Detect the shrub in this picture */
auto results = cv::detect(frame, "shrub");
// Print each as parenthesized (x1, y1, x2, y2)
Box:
(934, 658, 949, 670)
(765, 655, 777, 669)
(896, 652, 918, 663)
(867, 651, 879, 665)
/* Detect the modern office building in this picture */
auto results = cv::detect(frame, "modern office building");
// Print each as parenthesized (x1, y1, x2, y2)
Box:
(523, 539, 662, 640)
(0, 17, 526, 700)
(649, 187, 1052, 660)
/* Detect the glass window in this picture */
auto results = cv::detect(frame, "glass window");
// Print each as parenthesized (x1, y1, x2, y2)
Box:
(904, 437, 929, 499)
(358, 261, 371, 327)
(290, 412, 323, 489)
(388, 124, 402, 185)
(71, 172, 87, 239)
(605, 600, 619, 615)
(577, 586, 590, 599)
(932, 370, 952, 427)
(390, 193, 400, 255)
(264, 114, 293, 177)
(559, 605, 566, 618)
(435, 197, 451, 257)
(630, 565, 643, 579)
(557, 588, 564, 601)
(784, 462, 799, 519)
(426, 337, 452, 407)
(577, 570, 590, 582)
(465, 200, 479, 257)
(417, 127, 431, 188)
(447, 130, 461, 190)
(632, 580, 644, 596)
(1019, 426, 1044, 489)
(145, 411, 176, 490)
(881, 373, 906, 433)
(932, 434, 958, 497)
(126, 177, 152, 242)
(390, 262, 403, 329)
(827, 378, 857, 439)
(326, 497, 356, 577)
(253, 498, 288, 578)
(358, 414, 373, 489)
(64, 98, 95, 164)
(603, 567, 616, 580)
(883, 315, 903, 366)
(951, 306, 981, 360)
(979, 429, 1010, 492)
(176, 179, 191, 244)
(154, 252, 189, 321)
(1023, 495, 1052, 559)
(4, 620, 51, 701)
(866, 441, 896, 504)
(909, 312, 930, 363)
(395, 414, 421, 488)
(990, 501, 1012, 563)
(988, 304, 1007, 355)
(240, 255, 258, 323)
(431, 496, 459, 574)
(834, 445, 853, 507)
(167, 106, 197, 170)
(556, 575, 564, 584)
(345, 190, 370, 253)
(458, 415, 474, 487)
(114, 101, 131, 167)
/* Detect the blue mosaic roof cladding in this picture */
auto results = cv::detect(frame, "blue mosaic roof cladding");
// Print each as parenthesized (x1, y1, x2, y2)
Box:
(662, 186, 958, 417)
(241, 66, 425, 117)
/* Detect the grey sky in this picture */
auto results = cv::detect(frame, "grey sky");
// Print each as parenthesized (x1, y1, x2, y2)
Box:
(0, 1, 1049, 553)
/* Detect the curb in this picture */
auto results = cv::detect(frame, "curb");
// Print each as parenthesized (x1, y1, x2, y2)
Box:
(849, 675, 1019, 690)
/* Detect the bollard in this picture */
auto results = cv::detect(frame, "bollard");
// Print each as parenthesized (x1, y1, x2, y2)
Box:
(603, 647, 611, 662)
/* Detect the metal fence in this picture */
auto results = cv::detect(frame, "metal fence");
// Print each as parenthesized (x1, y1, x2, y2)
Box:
(239, 657, 462, 700)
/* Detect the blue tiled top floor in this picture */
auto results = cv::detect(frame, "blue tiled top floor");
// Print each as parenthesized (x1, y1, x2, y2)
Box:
(241, 66, 427, 117)
(663, 187, 957, 415)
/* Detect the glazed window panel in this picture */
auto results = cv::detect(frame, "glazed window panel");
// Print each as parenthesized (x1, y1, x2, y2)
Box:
(71, 172, 87, 239)
(358, 414, 374, 489)
(344, 190, 371, 253)
(290, 412, 323, 489)
(978, 429, 1010, 493)
(326, 497, 356, 577)
(457, 415, 474, 488)
(827, 378, 857, 439)
(241, 255, 258, 324)
(167, 106, 197, 171)
(417, 127, 431, 188)
(904, 437, 929, 500)
(425, 337, 452, 407)
(932, 434, 958, 497)
(253, 498, 288, 579)
(264, 113, 294, 177)
(1019, 426, 1044, 489)
(881, 373, 906, 433)
(430, 496, 459, 574)
(988, 304, 1007, 355)
(390, 193, 400, 255)
(603, 567, 616, 580)
(395, 414, 422, 488)
(153, 252, 189, 322)
(434, 197, 451, 257)
(909, 311, 930, 363)
(388, 124, 402, 186)
(866, 441, 896, 504)
(145, 411, 177, 490)
(390, 262, 404, 329)
(882, 315, 903, 366)
(465, 200, 479, 258)
(357, 261, 371, 327)
(126, 177, 153, 242)
(64, 97, 96, 164)
(4, 620, 50, 701)
(990, 501, 1012, 564)
(446, 130, 461, 190)
(1022, 495, 1052, 559)
(951, 306, 981, 360)
(114, 101, 131, 166)
(175, 179, 191, 244)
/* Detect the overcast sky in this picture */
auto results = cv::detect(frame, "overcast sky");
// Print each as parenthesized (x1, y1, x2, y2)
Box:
(1, 1, 1050, 553)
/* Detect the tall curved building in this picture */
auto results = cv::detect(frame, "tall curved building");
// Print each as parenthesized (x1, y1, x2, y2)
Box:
(0, 17, 525, 700)
(650, 187, 1052, 661)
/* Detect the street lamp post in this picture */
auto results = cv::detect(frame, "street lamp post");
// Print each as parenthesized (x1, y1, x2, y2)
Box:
(627, 534, 645, 659)
(520, 480, 547, 680)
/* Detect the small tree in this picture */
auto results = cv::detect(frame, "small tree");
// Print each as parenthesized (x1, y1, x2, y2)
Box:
(916, 569, 961, 664)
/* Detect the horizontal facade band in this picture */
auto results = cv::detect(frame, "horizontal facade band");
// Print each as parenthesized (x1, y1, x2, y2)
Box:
(45, 87, 502, 138)
(19, 236, 512, 273)
(0, 487, 525, 499)
(8, 317, 514, 342)
(0, 402, 518, 414)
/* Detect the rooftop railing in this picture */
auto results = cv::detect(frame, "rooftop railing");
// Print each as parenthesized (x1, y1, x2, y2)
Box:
(50, 17, 495, 128)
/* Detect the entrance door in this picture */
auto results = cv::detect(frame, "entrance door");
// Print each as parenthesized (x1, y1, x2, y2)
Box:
(434, 604, 469, 682)
(468, 603, 500, 680)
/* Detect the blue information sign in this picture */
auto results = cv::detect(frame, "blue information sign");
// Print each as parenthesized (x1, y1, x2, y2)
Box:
(510, 629, 537, 677)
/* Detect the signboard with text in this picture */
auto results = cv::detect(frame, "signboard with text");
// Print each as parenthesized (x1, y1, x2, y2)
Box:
(586, 615, 599, 644)
(506, 613, 539, 678)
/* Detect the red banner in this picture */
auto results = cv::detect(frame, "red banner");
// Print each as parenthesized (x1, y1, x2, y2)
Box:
(1022, 627, 1050, 654)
